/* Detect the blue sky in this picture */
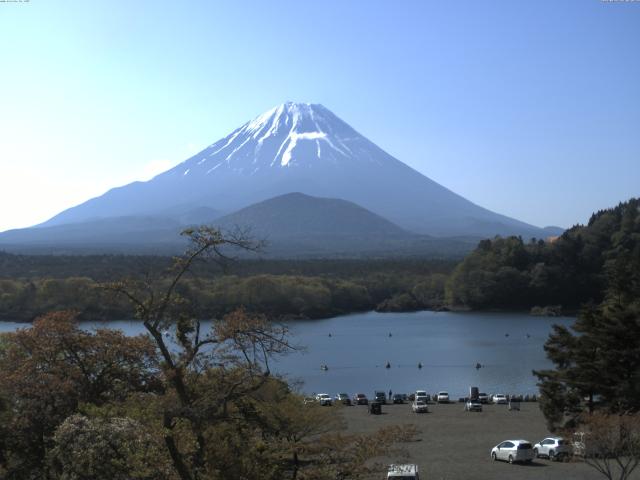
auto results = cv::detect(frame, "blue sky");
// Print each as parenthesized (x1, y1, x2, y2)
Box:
(1, 0, 638, 232)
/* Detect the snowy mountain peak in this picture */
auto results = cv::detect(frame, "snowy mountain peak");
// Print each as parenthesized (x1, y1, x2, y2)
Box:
(173, 102, 374, 175)
(241, 103, 332, 164)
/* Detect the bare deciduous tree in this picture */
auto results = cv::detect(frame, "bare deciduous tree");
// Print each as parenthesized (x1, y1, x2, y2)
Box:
(573, 412, 640, 480)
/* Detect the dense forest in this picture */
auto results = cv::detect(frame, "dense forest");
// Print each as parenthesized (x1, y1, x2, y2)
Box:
(0, 257, 454, 322)
(1, 198, 638, 322)
(446, 198, 640, 312)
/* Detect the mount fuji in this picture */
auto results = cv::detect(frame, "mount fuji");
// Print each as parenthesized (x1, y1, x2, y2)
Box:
(0, 102, 561, 254)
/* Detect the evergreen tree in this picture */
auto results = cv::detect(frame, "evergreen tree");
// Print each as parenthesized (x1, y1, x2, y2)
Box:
(534, 199, 640, 430)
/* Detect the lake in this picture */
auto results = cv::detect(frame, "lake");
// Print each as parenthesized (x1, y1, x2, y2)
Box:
(0, 310, 573, 399)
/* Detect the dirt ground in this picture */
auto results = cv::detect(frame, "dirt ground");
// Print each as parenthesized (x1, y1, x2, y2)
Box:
(339, 401, 639, 480)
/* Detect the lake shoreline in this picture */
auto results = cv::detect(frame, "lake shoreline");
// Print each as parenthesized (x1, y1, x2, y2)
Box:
(0, 306, 576, 324)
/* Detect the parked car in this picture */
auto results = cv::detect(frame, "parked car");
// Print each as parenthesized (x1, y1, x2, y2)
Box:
(491, 440, 535, 464)
(492, 393, 508, 404)
(478, 392, 489, 404)
(415, 390, 429, 403)
(465, 400, 482, 412)
(335, 393, 352, 405)
(387, 464, 419, 479)
(508, 399, 520, 411)
(374, 391, 387, 404)
(534, 437, 571, 460)
(436, 391, 450, 403)
(353, 393, 368, 405)
(412, 400, 429, 413)
(315, 393, 333, 406)
(393, 393, 408, 404)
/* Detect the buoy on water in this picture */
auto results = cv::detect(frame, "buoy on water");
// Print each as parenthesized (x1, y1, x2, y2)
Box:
(321, 364, 328, 371)
(418, 362, 423, 369)
(385, 361, 391, 369)
(475, 362, 482, 369)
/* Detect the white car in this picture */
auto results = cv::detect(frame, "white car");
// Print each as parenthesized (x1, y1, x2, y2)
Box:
(492, 393, 508, 404)
(436, 391, 449, 403)
(491, 439, 535, 464)
(412, 400, 429, 413)
(315, 393, 332, 406)
(415, 390, 429, 403)
(534, 437, 571, 460)
(387, 464, 419, 479)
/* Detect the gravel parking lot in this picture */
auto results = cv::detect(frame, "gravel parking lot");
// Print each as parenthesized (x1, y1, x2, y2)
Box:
(340, 401, 639, 480)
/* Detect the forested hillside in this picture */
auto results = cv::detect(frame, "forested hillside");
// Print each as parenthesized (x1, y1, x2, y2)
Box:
(533, 200, 640, 435)
(445, 198, 640, 311)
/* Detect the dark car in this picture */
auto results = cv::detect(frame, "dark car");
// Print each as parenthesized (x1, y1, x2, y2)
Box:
(392, 393, 408, 404)
(335, 393, 352, 405)
(374, 391, 387, 404)
(353, 393, 369, 405)
(368, 401, 382, 415)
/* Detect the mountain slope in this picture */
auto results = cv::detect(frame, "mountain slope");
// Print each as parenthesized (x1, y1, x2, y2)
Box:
(33, 102, 555, 239)
(212, 192, 475, 257)
(215, 192, 408, 238)
(0, 216, 187, 254)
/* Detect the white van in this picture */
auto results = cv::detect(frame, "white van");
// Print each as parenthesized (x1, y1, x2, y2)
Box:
(388, 464, 419, 479)
(415, 390, 428, 403)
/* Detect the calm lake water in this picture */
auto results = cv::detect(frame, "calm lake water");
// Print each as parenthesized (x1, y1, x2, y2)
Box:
(0, 310, 574, 398)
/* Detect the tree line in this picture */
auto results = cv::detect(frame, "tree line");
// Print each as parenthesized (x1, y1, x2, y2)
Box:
(446, 199, 640, 312)
(0, 268, 452, 323)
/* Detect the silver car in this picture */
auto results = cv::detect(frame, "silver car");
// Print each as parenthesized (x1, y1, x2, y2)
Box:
(464, 400, 482, 412)
(533, 437, 571, 460)
(492, 393, 508, 404)
(436, 391, 449, 403)
(491, 439, 535, 464)
(415, 390, 429, 403)
(315, 393, 333, 406)
(412, 400, 429, 413)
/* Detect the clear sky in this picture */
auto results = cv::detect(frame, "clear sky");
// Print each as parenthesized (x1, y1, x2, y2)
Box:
(1, 0, 638, 232)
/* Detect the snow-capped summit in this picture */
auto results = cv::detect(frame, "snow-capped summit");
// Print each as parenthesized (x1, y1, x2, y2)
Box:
(174, 102, 385, 175)
(34, 103, 555, 239)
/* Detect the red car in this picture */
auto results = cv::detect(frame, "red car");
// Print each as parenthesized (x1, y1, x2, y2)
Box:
(353, 393, 369, 405)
